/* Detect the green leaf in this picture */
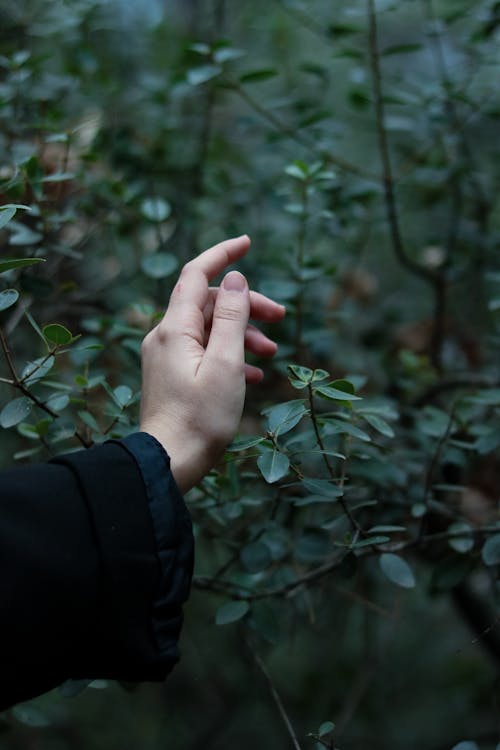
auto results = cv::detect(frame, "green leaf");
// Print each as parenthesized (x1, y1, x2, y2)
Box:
(46, 393, 70, 412)
(141, 253, 179, 279)
(21, 355, 55, 385)
(240, 542, 272, 573)
(240, 68, 277, 83)
(113, 385, 133, 408)
(187, 65, 222, 86)
(0, 288, 19, 311)
(296, 530, 330, 563)
(319, 721, 335, 737)
(265, 399, 307, 435)
(140, 197, 171, 222)
(482, 534, 500, 566)
(0, 206, 16, 229)
(214, 47, 245, 63)
(287, 364, 314, 388)
(314, 384, 362, 401)
(465, 389, 500, 406)
(78, 410, 100, 432)
(367, 525, 406, 534)
(350, 536, 391, 548)
(379, 553, 416, 589)
(285, 162, 308, 181)
(0, 397, 33, 428)
(43, 323, 73, 345)
(300, 478, 343, 498)
(41, 171, 75, 183)
(362, 413, 395, 438)
(324, 419, 371, 442)
(259, 279, 300, 301)
(227, 435, 264, 451)
(447, 522, 474, 554)
(0, 257, 45, 274)
(8, 224, 43, 246)
(257, 450, 290, 483)
(215, 600, 249, 625)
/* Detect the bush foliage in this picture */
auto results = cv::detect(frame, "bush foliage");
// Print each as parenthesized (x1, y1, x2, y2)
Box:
(1, 0, 499, 748)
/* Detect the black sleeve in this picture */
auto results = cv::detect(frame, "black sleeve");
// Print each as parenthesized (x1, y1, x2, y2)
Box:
(0, 440, 193, 711)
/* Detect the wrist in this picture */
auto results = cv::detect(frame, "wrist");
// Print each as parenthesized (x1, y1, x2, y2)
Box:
(139, 424, 207, 495)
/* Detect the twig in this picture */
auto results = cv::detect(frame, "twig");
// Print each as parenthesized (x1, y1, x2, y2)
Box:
(225, 76, 373, 179)
(308, 383, 362, 534)
(193, 551, 348, 601)
(247, 641, 304, 750)
(413, 375, 500, 406)
(366, 0, 434, 285)
(0, 325, 58, 419)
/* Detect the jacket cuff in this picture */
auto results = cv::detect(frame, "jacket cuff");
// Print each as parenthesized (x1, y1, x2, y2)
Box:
(117, 433, 194, 671)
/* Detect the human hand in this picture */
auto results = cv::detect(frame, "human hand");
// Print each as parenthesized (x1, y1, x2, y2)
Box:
(139, 235, 285, 493)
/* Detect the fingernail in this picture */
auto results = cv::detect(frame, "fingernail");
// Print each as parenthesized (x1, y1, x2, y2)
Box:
(223, 271, 247, 292)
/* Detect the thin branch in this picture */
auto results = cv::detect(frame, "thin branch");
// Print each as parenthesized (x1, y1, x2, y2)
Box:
(418, 401, 458, 541)
(413, 374, 500, 407)
(193, 551, 348, 601)
(308, 383, 362, 534)
(0, 325, 92, 448)
(0, 325, 58, 419)
(225, 76, 374, 179)
(247, 642, 304, 750)
(193, 525, 500, 600)
(367, 0, 434, 284)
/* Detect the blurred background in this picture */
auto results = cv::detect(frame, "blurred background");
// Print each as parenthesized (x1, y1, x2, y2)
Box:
(0, 0, 499, 748)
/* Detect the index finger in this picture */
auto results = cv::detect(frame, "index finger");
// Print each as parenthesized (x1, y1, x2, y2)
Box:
(163, 235, 251, 335)
(182, 235, 251, 282)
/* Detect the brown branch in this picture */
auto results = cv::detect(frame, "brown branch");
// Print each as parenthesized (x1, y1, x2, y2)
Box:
(247, 642, 304, 750)
(308, 383, 362, 534)
(0, 325, 92, 448)
(225, 76, 374, 179)
(367, 0, 435, 285)
(0, 325, 58, 419)
(193, 551, 348, 601)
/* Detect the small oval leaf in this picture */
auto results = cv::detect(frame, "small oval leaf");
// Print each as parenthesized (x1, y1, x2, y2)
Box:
(141, 253, 179, 279)
(257, 450, 290, 483)
(379, 553, 416, 589)
(43, 323, 73, 345)
(448, 522, 474, 554)
(215, 600, 249, 625)
(140, 197, 171, 222)
(240, 542, 272, 573)
(482, 534, 500, 566)
(113, 385, 133, 408)
(0, 288, 19, 311)
(0, 397, 33, 428)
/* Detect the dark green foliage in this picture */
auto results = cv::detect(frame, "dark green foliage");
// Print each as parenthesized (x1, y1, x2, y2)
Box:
(0, 0, 499, 748)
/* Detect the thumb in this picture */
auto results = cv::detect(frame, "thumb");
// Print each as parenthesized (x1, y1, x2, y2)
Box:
(204, 270, 250, 371)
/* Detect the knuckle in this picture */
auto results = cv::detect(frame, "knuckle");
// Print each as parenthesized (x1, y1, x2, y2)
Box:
(214, 303, 241, 323)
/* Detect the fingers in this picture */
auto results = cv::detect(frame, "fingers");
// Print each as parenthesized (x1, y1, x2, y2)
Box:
(206, 288, 286, 323)
(163, 235, 251, 337)
(184, 235, 251, 282)
(245, 363, 264, 384)
(244, 325, 278, 357)
(202, 270, 250, 376)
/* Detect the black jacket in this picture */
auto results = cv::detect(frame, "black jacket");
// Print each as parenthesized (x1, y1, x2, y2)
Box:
(0, 436, 194, 711)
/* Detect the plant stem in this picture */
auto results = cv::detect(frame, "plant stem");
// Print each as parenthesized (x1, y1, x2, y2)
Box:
(247, 643, 304, 750)
(308, 383, 362, 533)
(367, 0, 434, 285)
